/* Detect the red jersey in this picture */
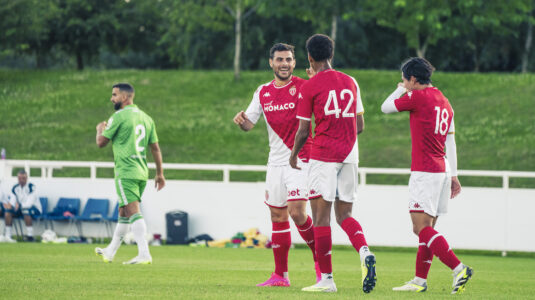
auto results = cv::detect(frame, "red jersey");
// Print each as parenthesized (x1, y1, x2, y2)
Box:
(394, 87, 454, 172)
(296, 69, 364, 163)
(245, 76, 311, 165)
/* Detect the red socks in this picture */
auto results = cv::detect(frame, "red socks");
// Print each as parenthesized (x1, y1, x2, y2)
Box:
(314, 226, 332, 274)
(272, 221, 291, 277)
(419, 226, 461, 270)
(415, 242, 433, 279)
(296, 216, 316, 261)
(341, 217, 368, 252)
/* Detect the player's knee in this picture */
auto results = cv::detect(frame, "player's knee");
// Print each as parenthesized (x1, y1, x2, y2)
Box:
(335, 212, 351, 226)
(288, 208, 306, 224)
(413, 224, 423, 235)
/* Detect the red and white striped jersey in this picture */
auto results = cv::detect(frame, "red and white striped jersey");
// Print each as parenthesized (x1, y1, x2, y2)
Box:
(245, 76, 311, 166)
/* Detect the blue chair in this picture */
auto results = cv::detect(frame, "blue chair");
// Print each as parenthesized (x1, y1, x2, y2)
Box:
(74, 198, 109, 238)
(44, 197, 80, 233)
(103, 203, 119, 237)
(34, 197, 50, 228)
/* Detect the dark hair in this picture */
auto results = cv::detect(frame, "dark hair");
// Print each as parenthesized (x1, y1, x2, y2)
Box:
(113, 83, 135, 94)
(401, 57, 435, 84)
(18, 169, 27, 175)
(269, 43, 295, 59)
(306, 34, 334, 62)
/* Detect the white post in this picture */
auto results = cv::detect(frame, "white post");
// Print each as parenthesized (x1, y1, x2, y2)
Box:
(0, 159, 6, 180)
(359, 170, 366, 187)
(90, 165, 97, 180)
(41, 167, 46, 179)
(502, 173, 510, 256)
(223, 166, 230, 183)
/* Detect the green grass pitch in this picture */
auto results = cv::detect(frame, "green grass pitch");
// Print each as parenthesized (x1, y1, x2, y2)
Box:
(1, 243, 534, 299)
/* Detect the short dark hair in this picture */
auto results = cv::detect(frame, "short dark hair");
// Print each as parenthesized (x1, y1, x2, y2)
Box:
(306, 34, 334, 62)
(113, 83, 135, 94)
(18, 169, 27, 175)
(401, 58, 435, 84)
(269, 43, 295, 59)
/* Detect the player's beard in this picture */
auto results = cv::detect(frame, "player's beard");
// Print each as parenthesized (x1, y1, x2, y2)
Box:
(274, 69, 292, 81)
(113, 101, 122, 111)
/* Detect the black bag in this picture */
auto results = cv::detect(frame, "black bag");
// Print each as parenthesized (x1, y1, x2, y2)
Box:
(166, 210, 188, 244)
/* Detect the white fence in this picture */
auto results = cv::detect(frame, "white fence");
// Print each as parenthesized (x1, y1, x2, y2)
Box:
(3, 159, 535, 187)
(1, 159, 534, 252)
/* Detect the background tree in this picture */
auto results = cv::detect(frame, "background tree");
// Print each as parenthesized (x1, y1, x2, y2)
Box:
(366, 0, 453, 58)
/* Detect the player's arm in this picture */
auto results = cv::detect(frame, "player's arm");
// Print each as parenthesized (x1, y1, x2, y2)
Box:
(290, 119, 310, 170)
(233, 111, 255, 131)
(381, 83, 407, 114)
(357, 114, 364, 135)
(445, 119, 461, 198)
(96, 121, 110, 148)
(150, 142, 165, 191)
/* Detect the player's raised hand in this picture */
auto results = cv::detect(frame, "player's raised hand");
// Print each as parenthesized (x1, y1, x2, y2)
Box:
(233, 111, 248, 125)
(451, 176, 461, 198)
(306, 67, 316, 79)
(96, 121, 107, 131)
(154, 174, 166, 191)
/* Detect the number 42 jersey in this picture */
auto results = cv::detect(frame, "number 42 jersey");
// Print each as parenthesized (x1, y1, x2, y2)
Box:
(103, 104, 158, 180)
(296, 69, 364, 164)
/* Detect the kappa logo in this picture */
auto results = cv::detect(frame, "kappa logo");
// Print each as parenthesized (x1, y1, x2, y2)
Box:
(325, 251, 332, 256)
(263, 92, 271, 97)
(424, 260, 432, 264)
(289, 85, 296, 96)
(414, 203, 422, 208)
(310, 189, 317, 195)
(272, 244, 280, 249)
(354, 230, 364, 236)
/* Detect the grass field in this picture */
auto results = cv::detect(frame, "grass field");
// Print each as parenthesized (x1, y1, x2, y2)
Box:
(1, 243, 534, 299)
(0, 69, 534, 186)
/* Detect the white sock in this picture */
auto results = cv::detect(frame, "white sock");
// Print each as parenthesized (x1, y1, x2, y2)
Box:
(453, 263, 464, 275)
(131, 219, 151, 258)
(27, 226, 34, 237)
(107, 222, 129, 256)
(5, 226, 12, 237)
(359, 246, 371, 262)
(413, 276, 427, 285)
(321, 273, 333, 281)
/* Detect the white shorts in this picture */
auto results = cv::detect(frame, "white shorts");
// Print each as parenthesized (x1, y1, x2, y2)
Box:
(308, 159, 358, 203)
(408, 171, 451, 217)
(264, 161, 309, 208)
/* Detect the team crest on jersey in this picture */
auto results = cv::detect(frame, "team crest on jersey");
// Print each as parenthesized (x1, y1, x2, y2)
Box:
(289, 86, 296, 96)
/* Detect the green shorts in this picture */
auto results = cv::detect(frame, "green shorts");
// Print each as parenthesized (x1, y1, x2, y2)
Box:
(115, 178, 147, 207)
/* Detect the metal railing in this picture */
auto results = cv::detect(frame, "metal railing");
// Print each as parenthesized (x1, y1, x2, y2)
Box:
(1, 159, 534, 188)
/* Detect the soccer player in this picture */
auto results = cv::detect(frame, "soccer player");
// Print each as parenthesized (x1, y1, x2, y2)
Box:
(381, 57, 473, 294)
(233, 43, 319, 287)
(94, 83, 165, 264)
(290, 34, 376, 293)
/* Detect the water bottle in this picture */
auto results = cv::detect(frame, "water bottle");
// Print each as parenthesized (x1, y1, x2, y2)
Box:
(0, 148, 5, 159)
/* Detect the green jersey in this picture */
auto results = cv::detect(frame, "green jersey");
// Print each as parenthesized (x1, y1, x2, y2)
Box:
(102, 104, 158, 180)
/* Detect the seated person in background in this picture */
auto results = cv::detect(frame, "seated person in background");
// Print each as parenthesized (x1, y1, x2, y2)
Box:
(2, 170, 41, 242)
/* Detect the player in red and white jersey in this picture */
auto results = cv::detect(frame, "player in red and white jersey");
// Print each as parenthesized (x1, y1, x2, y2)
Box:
(381, 57, 473, 294)
(233, 43, 318, 287)
(290, 34, 376, 294)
